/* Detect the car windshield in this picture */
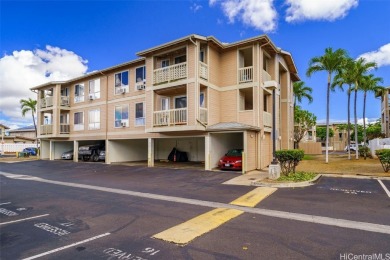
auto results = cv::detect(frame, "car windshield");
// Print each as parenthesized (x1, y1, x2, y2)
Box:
(226, 149, 242, 156)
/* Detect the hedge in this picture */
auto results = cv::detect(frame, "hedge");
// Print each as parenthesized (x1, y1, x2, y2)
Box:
(275, 149, 305, 176)
(375, 149, 390, 172)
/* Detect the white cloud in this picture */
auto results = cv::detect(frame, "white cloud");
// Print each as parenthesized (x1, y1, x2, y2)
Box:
(190, 3, 202, 13)
(0, 46, 87, 124)
(358, 43, 390, 67)
(209, 0, 277, 32)
(285, 0, 358, 22)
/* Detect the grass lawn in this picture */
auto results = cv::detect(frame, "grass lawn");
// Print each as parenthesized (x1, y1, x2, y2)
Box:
(296, 153, 387, 177)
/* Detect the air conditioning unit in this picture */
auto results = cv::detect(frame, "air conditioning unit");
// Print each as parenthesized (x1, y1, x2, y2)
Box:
(89, 94, 95, 100)
(137, 84, 145, 90)
(121, 121, 127, 127)
(120, 88, 126, 94)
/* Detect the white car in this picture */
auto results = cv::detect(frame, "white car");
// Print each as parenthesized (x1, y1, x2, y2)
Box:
(344, 144, 362, 151)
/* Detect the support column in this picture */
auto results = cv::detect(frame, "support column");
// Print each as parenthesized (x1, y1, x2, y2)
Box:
(74, 140, 79, 162)
(205, 135, 210, 170)
(49, 140, 54, 160)
(148, 138, 154, 167)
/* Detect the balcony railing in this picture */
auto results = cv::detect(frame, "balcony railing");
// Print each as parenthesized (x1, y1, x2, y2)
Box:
(60, 124, 70, 134)
(199, 62, 208, 80)
(153, 63, 187, 85)
(199, 108, 208, 124)
(263, 111, 272, 127)
(61, 96, 70, 106)
(238, 66, 253, 83)
(262, 70, 272, 82)
(153, 108, 187, 127)
(40, 124, 53, 135)
(40, 97, 53, 108)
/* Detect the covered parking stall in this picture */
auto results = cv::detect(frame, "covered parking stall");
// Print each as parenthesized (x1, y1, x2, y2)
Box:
(206, 122, 260, 172)
(74, 139, 106, 162)
(50, 140, 74, 160)
(106, 139, 148, 165)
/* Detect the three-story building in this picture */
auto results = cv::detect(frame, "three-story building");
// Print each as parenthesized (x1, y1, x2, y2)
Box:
(31, 34, 300, 172)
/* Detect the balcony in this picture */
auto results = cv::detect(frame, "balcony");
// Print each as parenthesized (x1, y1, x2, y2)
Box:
(263, 111, 272, 127)
(199, 108, 208, 124)
(60, 124, 70, 134)
(262, 70, 272, 82)
(40, 124, 53, 135)
(153, 63, 187, 85)
(40, 97, 53, 108)
(153, 108, 187, 127)
(199, 62, 208, 80)
(60, 96, 70, 106)
(238, 66, 253, 84)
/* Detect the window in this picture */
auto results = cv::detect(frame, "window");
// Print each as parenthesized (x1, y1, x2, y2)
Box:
(88, 109, 100, 130)
(200, 93, 205, 108)
(239, 88, 253, 110)
(161, 60, 170, 68)
(263, 55, 268, 71)
(175, 96, 187, 109)
(174, 55, 186, 64)
(135, 102, 145, 126)
(74, 84, 84, 103)
(339, 132, 343, 140)
(115, 105, 129, 127)
(135, 66, 146, 83)
(263, 94, 269, 112)
(199, 49, 205, 63)
(115, 71, 129, 94)
(74, 112, 84, 131)
(61, 87, 69, 96)
(89, 79, 100, 99)
(161, 97, 169, 110)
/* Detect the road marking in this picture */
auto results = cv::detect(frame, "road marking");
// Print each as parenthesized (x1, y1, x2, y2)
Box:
(0, 208, 19, 216)
(230, 187, 277, 207)
(153, 208, 243, 245)
(22, 232, 111, 260)
(1, 171, 390, 235)
(0, 202, 11, 205)
(378, 180, 390, 198)
(34, 222, 70, 236)
(0, 214, 49, 226)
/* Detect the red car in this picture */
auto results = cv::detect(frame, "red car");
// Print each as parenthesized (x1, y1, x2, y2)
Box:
(218, 149, 243, 170)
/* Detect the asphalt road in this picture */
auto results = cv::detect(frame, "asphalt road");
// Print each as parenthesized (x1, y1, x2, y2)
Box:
(0, 160, 389, 260)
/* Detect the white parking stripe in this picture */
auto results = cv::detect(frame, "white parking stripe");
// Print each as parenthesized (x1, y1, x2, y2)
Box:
(0, 214, 49, 226)
(0, 202, 11, 205)
(378, 180, 390, 198)
(22, 233, 111, 260)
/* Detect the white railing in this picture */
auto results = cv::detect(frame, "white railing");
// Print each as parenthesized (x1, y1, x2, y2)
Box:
(40, 97, 53, 108)
(153, 108, 187, 126)
(1, 143, 39, 153)
(262, 70, 272, 82)
(199, 108, 208, 124)
(60, 124, 70, 133)
(263, 111, 272, 127)
(238, 66, 253, 83)
(40, 124, 53, 135)
(153, 63, 187, 85)
(61, 96, 70, 106)
(199, 62, 208, 80)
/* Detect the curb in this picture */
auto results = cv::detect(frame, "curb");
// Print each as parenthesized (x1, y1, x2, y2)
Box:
(321, 173, 390, 180)
(251, 174, 322, 188)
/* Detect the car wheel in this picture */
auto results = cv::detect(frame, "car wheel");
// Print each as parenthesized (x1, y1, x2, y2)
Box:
(82, 156, 89, 161)
(91, 153, 99, 162)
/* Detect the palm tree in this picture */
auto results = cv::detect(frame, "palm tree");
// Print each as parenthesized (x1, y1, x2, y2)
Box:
(20, 98, 38, 144)
(307, 47, 347, 163)
(360, 74, 383, 159)
(293, 81, 313, 110)
(332, 57, 355, 160)
(350, 58, 377, 159)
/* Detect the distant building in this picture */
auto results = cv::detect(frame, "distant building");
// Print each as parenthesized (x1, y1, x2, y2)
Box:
(316, 122, 348, 151)
(9, 125, 37, 140)
(379, 86, 390, 137)
(0, 123, 36, 144)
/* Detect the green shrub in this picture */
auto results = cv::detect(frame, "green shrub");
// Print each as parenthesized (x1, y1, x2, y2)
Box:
(275, 149, 305, 176)
(359, 146, 372, 159)
(375, 149, 390, 172)
(277, 172, 317, 182)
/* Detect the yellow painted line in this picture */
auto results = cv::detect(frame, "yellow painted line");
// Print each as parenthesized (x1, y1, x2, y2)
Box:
(230, 187, 277, 208)
(153, 208, 243, 246)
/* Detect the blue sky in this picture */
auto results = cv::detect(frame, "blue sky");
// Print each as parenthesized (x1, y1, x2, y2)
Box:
(1, 0, 389, 129)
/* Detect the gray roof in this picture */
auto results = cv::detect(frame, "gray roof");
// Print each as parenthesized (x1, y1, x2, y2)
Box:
(207, 122, 260, 132)
(9, 125, 35, 132)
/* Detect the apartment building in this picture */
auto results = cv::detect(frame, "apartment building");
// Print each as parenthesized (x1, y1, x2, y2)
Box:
(380, 87, 390, 137)
(317, 122, 348, 151)
(31, 34, 299, 172)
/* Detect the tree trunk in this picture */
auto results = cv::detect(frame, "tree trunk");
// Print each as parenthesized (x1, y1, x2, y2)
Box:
(326, 74, 331, 163)
(354, 84, 359, 160)
(363, 91, 367, 160)
(347, 86, 351, 160)
(32, 111, 38, 149)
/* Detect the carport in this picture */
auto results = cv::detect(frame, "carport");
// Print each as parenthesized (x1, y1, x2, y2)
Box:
(50, 140, 73, 160)
(75, 140, 106, 162)
(153, 136, 205, 169)
(40, 140, 50, 159)
(107, 139, 148, 165)
(208, 132, 243, 170)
